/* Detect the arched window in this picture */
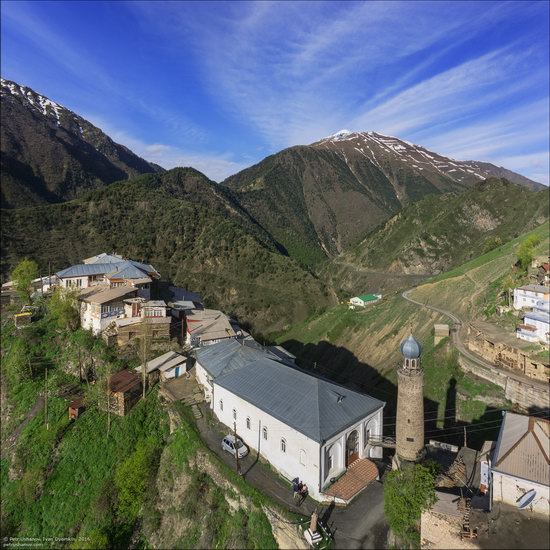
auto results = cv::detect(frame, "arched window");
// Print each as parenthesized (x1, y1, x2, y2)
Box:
(300, 449, 307, 466)
(246, 417, 251, 429)
(281, 438, 287, 453)
(219, 399, 223, 411)
(232, 408, 237, 420)
(263, 426, 268, 440)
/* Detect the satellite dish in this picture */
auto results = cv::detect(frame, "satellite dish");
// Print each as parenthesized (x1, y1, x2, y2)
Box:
(517, 489, 536, 509)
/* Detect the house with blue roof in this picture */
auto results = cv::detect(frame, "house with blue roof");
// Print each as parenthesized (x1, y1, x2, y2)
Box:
(195, 339, 385, 503)
(56, 252, 160, 297)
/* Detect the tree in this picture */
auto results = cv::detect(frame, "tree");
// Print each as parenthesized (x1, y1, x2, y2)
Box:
(48, 287, 80, 330)
(517, 235, 541, 272)
(384, 463, 437, 548)
(12, 259, 38, 302)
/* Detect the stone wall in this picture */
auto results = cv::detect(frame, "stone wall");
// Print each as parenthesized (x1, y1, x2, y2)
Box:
(396, 368, 424, 461)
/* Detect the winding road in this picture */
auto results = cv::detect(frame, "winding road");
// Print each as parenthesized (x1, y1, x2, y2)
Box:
(401, 289, 549, 392)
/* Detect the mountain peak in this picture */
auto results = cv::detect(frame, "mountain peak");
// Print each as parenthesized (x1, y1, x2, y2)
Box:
(1, 77, 162, 208)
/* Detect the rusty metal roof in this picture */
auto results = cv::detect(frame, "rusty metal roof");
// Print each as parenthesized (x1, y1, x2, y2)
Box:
(492, 412, 550, 486)
(109, 369, 141, 393)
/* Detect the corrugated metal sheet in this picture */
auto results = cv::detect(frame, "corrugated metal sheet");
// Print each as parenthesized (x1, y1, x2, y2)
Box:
(493, 412, 550, 486)
(57, 259, 158, 279)
(79, 285, 137, 304)
(137, 350, 185, 374)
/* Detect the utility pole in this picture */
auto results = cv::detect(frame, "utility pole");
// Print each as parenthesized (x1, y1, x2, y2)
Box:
(463, 426, 467, 448)
(106, 362, 111, 438)
(233, 421, 241, 475)
(141, 317, 150, 399)
(78, 345, 82, 383)
(44, 366, 49, 430)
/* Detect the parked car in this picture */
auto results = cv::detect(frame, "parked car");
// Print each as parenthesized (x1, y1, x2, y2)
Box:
(221, 435, 249, 458)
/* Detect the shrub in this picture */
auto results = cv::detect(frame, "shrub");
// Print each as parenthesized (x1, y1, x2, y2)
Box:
(11, 259, 38, 302)
(384, 463, 436, 548)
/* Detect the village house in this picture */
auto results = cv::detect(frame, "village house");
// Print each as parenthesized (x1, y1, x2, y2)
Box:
(348, 293, 382, 309)
(468, 322, 550, 383)
(186, 308, 237, 348)
(136, 350, 187, 382)
(106, 299, 172, 347)
(490, 412, 550, 515)
(56, 253, 160, 297)
(79, 285, 139, 335)
(513, 284, 550, 310)
(195, 339, 385, 503)
(105, 369, 142, 416)
(517, 299, 550, 345)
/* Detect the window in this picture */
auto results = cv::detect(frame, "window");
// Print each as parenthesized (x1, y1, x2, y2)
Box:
(219, 399, 223, 411)
(327, 454, 333, 471)
(281, 438, 286, 453)
(246, 417, 251, 430)
(233, 408, 237, 420)
(300, 449, 307, 466)
(263, 426, 268, 440)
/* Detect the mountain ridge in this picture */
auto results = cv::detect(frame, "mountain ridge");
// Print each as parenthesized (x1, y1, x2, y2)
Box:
(223, 132, 543, 267)
(1, 77, 162, 208)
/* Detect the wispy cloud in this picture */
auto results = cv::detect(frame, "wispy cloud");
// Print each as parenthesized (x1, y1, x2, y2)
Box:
(3, 1, 548, 184)
(85, 115, 248, 182)
(1, 1, 204, 141)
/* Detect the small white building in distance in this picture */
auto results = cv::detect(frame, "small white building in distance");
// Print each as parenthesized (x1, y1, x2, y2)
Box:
(517, 299, 550, 344)
(513, 285, 550, 310)
(195, 339, 385, 503)
(349, 293, 382, 309)
(490, 412, 549, 516)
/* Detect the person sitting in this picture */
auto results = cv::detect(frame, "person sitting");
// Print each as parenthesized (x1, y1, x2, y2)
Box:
(292, 479, 301, 501)
(300, 483, 308, 502)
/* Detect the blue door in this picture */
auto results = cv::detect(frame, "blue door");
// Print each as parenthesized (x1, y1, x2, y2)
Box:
(175, 366, 180, 378)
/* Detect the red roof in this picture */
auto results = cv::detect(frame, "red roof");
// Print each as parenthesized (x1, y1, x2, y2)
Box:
(109, 369, 141, 393)
(542, 263, 550, 272)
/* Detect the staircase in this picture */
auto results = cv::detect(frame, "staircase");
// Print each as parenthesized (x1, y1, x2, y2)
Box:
(324, 458, 379, 503)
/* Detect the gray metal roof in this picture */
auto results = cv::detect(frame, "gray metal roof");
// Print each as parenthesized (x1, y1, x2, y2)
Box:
(195, 338, 278, 378)
(136, 350, 186, 374)
(57, 259, 159, 280)
(492, 412, 550, 486)
(517, 285, 550, 293)
(197, 339, 384, 443)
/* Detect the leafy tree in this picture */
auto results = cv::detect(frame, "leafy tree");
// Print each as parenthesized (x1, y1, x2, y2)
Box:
(48, 287, 80, 330)
(384, 463, 437, 548)
(517, 235, 541, 272)
(12, 258, 38, 302)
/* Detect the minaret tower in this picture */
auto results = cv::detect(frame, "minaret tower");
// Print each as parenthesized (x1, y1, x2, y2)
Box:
(395, 334, 425, 463)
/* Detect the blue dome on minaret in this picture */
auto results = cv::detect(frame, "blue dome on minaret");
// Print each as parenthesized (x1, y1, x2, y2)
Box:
(400, 334, 422, 359)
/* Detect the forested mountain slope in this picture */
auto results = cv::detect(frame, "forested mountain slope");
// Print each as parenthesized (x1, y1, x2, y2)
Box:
(1, 78, 161, 208)
(1, 168, 331, 335)
(224, 131, 543, 266)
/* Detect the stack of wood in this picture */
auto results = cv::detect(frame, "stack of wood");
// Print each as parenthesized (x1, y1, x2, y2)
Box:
(460, 498, 478, 540)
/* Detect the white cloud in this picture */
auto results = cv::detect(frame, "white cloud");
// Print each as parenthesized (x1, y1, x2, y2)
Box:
(84, 115, 248, 181)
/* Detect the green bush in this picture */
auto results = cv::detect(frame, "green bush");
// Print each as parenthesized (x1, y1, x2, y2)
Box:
(384, 463, 436, 548)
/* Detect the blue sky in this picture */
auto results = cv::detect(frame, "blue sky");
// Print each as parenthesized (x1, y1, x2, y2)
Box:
(2, 0, 549, 183)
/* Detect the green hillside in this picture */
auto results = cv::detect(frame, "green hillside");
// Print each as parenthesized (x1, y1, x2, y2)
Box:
(326, 179, 549, 294)
(276, 224, 550, 444)
(0, 308, 290, 548)
(1, 168, 332, 335)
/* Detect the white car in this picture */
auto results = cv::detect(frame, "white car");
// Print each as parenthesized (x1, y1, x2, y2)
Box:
(221, 435, 249, 458)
